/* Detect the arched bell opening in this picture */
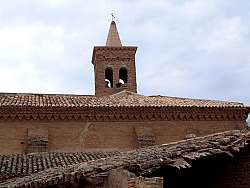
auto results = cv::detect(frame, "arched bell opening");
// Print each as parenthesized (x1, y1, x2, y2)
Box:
(117, 67, 128, 88)
(105, 68, 113, 88)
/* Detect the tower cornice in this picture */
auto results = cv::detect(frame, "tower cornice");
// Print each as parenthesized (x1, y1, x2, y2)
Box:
(92, 46, 137, 65)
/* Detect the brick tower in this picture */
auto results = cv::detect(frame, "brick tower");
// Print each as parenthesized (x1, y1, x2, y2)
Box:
(92, 21, 137, 96)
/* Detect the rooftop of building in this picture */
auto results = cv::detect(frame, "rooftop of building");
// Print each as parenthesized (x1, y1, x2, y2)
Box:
(0, 151, 121, 182)
(0, 90, 246, 108)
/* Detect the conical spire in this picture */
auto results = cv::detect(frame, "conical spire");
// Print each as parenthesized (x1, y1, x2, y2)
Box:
(106, 21, 122, 47)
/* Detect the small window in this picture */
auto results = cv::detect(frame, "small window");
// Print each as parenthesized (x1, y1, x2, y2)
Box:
(105, 68, 113, 88)
(117, 67, 128, 88)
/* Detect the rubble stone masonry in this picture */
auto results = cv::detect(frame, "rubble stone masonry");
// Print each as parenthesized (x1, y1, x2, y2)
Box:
(105, 169, 163, 188)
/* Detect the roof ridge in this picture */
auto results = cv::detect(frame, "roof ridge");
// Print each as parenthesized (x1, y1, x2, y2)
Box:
(110, 90, 142, 97)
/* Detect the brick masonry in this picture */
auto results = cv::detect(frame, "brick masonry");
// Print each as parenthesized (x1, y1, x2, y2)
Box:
(92, 47, 137, 96)
(0, 119, 245, 154)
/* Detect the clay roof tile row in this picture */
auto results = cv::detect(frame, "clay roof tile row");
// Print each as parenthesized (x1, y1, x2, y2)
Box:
(0, 91, 245, 109)
(0, 151, 120, 182)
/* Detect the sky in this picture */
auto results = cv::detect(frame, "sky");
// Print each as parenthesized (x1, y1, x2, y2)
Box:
(0, 0, 250, 109)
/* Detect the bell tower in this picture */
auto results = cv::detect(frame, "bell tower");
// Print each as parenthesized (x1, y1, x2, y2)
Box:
(92, 21, 137, 96)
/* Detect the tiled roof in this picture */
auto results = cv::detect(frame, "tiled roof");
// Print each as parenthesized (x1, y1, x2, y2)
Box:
(0, 91, 245, 108)
(1, 130, 249, 188)
(0, 151, 120, 182)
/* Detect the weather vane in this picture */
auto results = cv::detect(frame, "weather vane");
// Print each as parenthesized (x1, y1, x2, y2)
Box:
(111, 13, 118, 22)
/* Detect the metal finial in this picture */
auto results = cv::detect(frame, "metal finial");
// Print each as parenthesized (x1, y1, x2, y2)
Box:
(111, 13, 117, 22)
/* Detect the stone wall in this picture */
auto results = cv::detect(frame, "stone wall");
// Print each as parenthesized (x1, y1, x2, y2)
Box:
(129, 177, 163, 188)
(105, 169, 129, 188)
(105, 169, 163, 188)
(0, 119, 245, 154)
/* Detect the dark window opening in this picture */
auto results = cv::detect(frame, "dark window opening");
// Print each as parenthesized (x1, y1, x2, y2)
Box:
(117, 67, 128, 88)
(105, 68, 113, 88)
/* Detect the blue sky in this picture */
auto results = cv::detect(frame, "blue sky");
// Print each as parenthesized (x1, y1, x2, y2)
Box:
(0, 0, 250, 108)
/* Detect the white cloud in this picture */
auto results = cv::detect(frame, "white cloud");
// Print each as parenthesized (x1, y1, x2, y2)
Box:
(0, 24, 65, 59)
(0, 23, 86, 93)
(204, 17, 246, 53)
(42, 0, 69, 6)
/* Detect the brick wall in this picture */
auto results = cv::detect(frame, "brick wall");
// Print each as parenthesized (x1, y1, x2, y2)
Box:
(92, 47, 137, 96)
(25, 127, 48, 153)
(0, 119, 245, 154)
(163, 144, 250, 188)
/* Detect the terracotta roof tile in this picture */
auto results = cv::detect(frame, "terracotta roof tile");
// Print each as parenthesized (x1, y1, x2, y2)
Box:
(0, 151, 120, 182)
(0, 91, 245, 109)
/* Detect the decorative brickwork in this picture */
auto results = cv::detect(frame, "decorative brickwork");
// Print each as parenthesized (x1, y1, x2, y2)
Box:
(92, 47, 137, 96)
(25, 136, 48, 154)
(137, 135, 156, 148)
(135, 127, 156, 148)
(25, 128, 49, 154)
